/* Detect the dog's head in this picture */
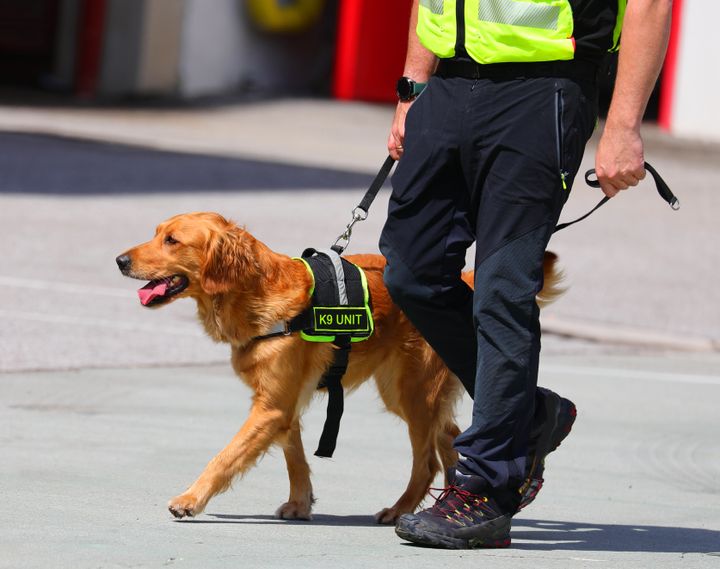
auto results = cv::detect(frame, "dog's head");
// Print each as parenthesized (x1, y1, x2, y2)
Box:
(116, 212, 259, 308)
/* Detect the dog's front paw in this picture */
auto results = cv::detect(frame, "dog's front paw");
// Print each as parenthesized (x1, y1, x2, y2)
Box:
(168, 493, 205, 519)
(275, 501, 313, 521)
(374, 507, 404, 525)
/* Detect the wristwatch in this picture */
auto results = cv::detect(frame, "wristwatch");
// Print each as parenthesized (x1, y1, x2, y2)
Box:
(396, 76, 427, 101)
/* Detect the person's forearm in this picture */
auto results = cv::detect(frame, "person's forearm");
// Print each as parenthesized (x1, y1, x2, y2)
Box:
(605, 0, 673, 132)
(389, 1, 438, 159)
(403, 0, 438, 81)
(595, 0, 673, 196)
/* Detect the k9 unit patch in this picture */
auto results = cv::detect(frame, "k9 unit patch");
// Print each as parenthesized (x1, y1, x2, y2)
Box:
(312, 307, 370, 334)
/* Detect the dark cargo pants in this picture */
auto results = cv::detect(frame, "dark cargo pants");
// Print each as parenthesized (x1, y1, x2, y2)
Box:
(380, 72, 597, 491)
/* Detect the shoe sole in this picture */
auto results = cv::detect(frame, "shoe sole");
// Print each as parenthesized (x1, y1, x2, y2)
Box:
(518, 393, 577, 510)
(395, 515, 512, 549)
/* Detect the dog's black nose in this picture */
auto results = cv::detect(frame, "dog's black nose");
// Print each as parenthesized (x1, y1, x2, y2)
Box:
(116, 254, 131, 272)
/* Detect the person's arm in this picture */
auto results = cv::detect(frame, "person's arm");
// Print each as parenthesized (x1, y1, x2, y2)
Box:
(388, 0, 438, 160)
(595, 0, 673, 197)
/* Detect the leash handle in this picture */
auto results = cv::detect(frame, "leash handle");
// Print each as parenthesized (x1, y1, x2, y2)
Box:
(643, 162, 680, 210)
(584, 160, 679, 209)
(332, 155, 396, 254)
(555, 160, 679, 233)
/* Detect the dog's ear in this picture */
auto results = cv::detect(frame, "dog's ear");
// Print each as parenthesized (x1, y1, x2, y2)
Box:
(200, 227, 257, 295)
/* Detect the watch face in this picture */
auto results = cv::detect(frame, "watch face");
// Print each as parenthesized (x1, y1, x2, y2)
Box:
(396, 78, 414, 100)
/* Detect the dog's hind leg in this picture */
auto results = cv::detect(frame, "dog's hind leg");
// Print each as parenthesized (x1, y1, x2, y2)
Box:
(436, 422, 461, 484)
(275, 418, 314, 520)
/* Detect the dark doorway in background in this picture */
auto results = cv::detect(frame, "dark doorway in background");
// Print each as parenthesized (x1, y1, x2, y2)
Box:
(0, 0, 60, 87)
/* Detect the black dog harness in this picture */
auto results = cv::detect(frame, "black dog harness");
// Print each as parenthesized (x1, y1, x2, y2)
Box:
(254, 248, 374, 458)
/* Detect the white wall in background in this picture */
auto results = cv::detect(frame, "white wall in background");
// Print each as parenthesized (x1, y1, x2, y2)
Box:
(671, 0, 720, 142)
(179, 0, 246, 97)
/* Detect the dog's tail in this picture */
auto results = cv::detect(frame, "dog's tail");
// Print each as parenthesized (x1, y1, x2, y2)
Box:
(537, 251, 566, 309)
(460, 251, 566, 308)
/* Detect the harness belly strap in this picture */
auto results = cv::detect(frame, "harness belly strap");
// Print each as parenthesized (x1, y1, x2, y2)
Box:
(314, 336, 350, 458)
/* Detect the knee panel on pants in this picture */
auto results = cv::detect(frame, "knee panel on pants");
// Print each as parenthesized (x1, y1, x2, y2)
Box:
(473, 225, 549, 357)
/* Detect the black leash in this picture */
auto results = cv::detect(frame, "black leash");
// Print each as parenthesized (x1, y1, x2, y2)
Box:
(332, 155, 396, 254)
(332, 156, 680, 246)
(554, 161, 680, 232)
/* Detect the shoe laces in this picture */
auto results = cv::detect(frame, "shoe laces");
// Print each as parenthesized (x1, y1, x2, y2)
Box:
(427, 485, 492, 524)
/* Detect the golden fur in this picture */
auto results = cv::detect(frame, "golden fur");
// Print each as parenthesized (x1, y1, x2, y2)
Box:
(118, 212, 563, 523)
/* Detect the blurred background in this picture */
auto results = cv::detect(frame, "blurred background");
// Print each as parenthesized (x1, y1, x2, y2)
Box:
(0, 0, 711, 131)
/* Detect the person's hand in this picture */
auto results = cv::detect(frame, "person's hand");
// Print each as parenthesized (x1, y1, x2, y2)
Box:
(595, 125, 646, 197)
(388, 100, 414, 160)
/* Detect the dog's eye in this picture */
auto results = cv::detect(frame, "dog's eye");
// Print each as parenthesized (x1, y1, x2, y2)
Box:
(164, 235, 178, 245)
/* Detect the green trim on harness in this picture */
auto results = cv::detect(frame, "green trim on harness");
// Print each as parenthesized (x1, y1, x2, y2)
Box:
(294, 256, 316, 296)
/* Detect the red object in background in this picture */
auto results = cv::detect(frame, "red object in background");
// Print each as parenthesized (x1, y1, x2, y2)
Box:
(334, 0, 413, 102)
(658, 0, 683, 130)
(75, 0, 106, 97)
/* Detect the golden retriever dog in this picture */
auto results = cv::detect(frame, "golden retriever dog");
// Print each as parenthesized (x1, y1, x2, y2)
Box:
(116, 212, 562, 523)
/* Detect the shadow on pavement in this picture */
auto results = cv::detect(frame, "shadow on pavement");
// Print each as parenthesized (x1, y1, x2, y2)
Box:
(509, 518, 720, 553)
(0, 132, 376, 194)
(182, 513, 383, 527)
(194, 514, 720, 552)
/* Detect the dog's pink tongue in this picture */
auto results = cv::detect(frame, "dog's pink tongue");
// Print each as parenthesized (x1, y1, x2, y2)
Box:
(138, 280, 168, 306)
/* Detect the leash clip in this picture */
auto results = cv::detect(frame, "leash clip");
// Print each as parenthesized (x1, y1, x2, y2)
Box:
(332, 207, 368, 254)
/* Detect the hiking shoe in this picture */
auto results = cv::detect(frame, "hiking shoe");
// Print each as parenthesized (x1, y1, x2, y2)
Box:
(518, 387, 577, 510)
(395, 469, 515, 549)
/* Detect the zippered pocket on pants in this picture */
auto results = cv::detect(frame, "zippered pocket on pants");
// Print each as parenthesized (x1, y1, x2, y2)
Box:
(555, 89, 569, 190)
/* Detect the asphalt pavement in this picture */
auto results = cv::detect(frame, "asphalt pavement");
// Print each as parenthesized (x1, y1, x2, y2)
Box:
(2, 356, 720, 568)
(1, 98, 719, 568)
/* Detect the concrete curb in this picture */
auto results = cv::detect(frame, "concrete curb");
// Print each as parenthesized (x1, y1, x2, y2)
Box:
(542, 314, 720, 353)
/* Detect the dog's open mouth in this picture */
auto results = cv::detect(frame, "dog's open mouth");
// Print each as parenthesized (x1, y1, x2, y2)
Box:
(137, 275, 189, 306)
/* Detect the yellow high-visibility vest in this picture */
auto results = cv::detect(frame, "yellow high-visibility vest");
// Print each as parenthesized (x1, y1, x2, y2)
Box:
(417, 0, 626, 63)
